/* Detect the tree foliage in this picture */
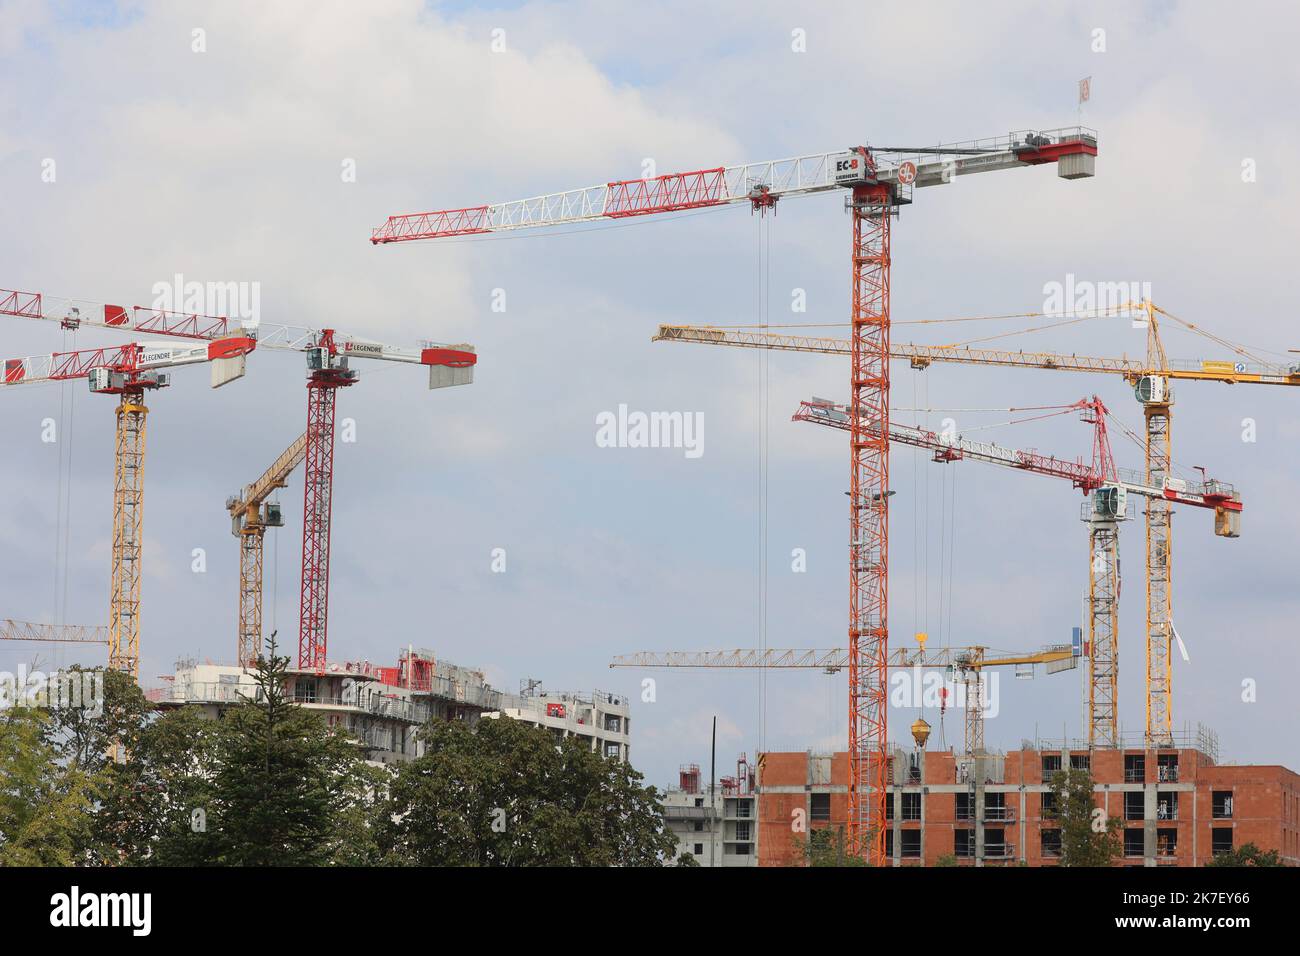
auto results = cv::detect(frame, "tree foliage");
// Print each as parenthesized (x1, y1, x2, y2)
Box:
(1, 638, 676, 867)
(378, 716, 676, 866)
(1206, 841, 1283, 867)
(0, 706, 100, 866)
(207, 646, 378, 866)
(1049, 768, 1120, 867)
(799, 825, 870, 867)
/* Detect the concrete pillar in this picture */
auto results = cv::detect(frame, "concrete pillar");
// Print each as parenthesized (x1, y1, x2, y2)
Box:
(1144, 784, 1158, 866)
(891, 789, 902, 867)
(1019, 788, 1027, 863)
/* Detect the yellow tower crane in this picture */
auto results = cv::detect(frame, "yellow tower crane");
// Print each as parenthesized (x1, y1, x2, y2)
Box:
(226, 434, 308, 667)
(0, 619, 108, 646)
(611, 635, 1079, 756)
(654, 303, 1290, 746)
(0, 334, 255, 680)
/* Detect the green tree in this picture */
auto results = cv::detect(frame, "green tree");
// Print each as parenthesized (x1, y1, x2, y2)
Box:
(379, 715, 676, 866)
(90, 707, 224, 866)
(1050, 768, 1120, 867)
(0, 706, 100, 866)
(45, 667, 150, 772)
(934, 853, 958, 867)
(800, 825, 870, 867)
(210, 636, 376, 866)
(1206, 842, 1283, 867)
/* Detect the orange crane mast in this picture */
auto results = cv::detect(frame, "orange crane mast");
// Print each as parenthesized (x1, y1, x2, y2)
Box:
(371, 126, 1098, 863)
(226, 434, 307, 666)
(655, 302, 1281, 746)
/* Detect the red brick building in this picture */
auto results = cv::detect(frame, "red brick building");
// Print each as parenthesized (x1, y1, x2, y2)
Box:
(756, 746, 1300, 866)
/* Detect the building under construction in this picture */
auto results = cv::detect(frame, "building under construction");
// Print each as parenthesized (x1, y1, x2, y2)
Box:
(753, 735, 1299, 867)
(490, 679, 632, 762)
(146, 653, 632, 766)
(662, 757, 758, 866)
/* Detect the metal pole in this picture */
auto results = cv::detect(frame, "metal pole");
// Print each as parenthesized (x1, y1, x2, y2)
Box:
(710, 716, 716, 868)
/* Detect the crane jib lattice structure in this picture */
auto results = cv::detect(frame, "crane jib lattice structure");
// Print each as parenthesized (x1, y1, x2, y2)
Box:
(610, 638, 1079, 760)
(370, 126, 1098, 863)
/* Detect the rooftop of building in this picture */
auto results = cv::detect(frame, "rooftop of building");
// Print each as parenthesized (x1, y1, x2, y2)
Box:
(145, 647, 502, 713)
(496, 679, 631, 716)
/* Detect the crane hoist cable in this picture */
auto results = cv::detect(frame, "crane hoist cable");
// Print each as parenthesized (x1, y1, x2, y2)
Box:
(946, 463, 959, 649)
(754, 209, 773, 752)
(922, 373, 931, 638)
(54, 323, 78, 636)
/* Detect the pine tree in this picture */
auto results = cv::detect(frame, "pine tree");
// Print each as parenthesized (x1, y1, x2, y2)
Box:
(211, 632, 373, 866)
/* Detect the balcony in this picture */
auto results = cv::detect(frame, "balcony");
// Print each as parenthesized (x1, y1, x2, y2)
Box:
(664, 806, 715, 821)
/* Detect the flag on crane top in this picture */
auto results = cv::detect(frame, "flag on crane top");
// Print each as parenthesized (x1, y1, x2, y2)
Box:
(1078, 76, 1092, 105)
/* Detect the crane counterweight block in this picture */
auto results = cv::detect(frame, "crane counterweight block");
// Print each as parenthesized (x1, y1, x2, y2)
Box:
(421, 346, 476, 389)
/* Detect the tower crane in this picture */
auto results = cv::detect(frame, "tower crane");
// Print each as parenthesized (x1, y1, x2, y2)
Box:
(1, 337, 255, 680)
(610, 635, 1079, 759)
(794, 396, 1241, 747)
(1, 619, 108, 645)
(1, 285, 477, 671)
(371, 125, 1098, 863)
(655, 304, 1282, 747)
(226, 433, 307, 667)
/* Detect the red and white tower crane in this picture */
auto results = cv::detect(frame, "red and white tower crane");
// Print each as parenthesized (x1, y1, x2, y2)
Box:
(294, 329, 476, 670)
(793, 396, 1241, 747)
(370, 126, 1098, 862)
(1, 286, 476, 672)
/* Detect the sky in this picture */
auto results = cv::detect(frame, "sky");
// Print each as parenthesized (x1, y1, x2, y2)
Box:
(1, 0, 1297, 788)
